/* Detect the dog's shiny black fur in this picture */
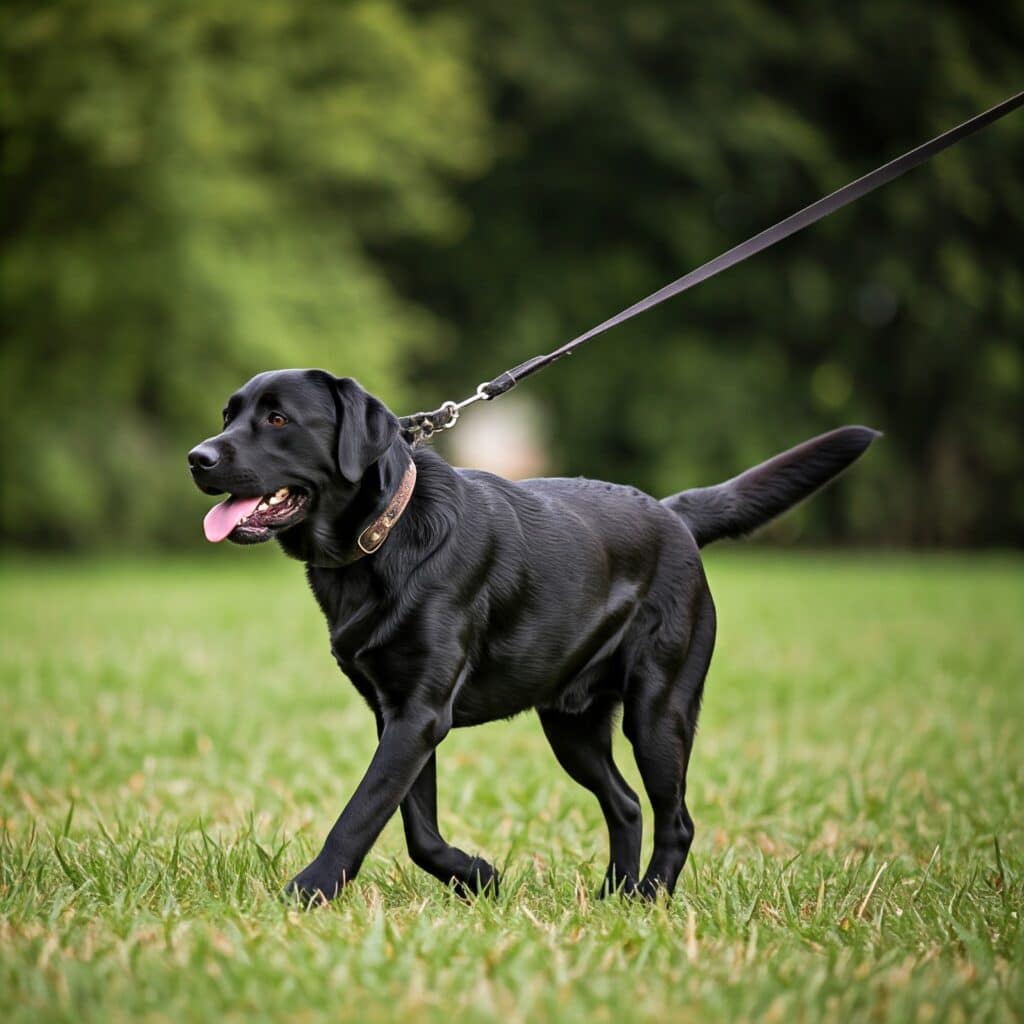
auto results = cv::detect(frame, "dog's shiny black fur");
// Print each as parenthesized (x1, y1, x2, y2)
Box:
(189, 369, 878, 904)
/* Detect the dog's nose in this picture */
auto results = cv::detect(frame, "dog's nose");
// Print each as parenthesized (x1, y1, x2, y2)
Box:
(188, 443, 220, 471)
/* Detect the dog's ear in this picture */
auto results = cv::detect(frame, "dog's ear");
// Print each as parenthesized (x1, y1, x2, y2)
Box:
(332, 376, 400, 485)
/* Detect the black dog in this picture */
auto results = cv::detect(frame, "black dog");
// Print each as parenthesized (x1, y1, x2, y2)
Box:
(188, 369, 877, 904)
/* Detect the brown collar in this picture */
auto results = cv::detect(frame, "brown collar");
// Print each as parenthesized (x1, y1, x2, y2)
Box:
(353, 459, 417, 559)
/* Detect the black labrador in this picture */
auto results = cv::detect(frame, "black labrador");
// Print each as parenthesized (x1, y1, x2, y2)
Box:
(188, 369, 877, 904)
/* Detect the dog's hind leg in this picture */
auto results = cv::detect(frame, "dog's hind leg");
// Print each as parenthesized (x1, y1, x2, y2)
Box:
(624, 591, 715, 899)
(400, 752, 499, 897)
(539, 698, 643, 896)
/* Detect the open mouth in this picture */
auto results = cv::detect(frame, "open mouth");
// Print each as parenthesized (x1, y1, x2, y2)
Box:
(203, 487, 311, 544)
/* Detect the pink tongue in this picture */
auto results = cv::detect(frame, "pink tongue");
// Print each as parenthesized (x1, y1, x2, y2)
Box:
(203, 495, 263, 543)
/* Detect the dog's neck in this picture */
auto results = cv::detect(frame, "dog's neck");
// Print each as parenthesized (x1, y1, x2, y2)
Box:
(278, 441, 419, 568)
(349, 458, 417, 560)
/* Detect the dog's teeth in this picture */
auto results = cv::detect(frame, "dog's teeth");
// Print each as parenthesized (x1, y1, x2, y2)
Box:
(269, 488, 289, 506)
(257, 501, 270, 511)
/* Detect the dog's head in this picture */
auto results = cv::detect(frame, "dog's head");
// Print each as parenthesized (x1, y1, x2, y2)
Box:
(188, 370, 399, 549)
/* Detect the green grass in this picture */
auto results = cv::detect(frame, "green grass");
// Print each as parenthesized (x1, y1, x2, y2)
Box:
(1, 550, 1022, 1023)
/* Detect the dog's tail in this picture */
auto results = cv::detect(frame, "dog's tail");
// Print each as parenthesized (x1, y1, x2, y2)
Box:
(663, 426, 880, 548)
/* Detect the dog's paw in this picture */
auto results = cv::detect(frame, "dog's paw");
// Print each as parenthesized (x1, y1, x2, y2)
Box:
(634, 877, 672, 902)
(284, 859, 343, 909)
(452, 858, 499, 900)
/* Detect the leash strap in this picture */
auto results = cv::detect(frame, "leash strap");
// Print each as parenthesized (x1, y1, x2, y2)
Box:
(401, 90, 1023, 443)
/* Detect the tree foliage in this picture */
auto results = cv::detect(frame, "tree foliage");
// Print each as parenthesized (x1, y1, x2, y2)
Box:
(2, 1, 1021, 547)
(396, 1, 1024, 545)
(1, 0, 488, 547)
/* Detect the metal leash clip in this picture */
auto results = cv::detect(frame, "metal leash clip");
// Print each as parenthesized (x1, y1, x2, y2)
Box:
(401, 399, 460, 444)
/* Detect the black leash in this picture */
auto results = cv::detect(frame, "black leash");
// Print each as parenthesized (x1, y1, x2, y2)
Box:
(400, 90, 1023, 444)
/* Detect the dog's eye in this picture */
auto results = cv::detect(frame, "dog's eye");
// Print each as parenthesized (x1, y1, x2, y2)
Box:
(267, 413, 288, 428)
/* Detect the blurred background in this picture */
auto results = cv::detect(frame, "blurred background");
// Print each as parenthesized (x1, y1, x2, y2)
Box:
(2, 1, 1021, 551)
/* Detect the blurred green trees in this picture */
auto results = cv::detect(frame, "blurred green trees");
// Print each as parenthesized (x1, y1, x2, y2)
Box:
(1, 1, 488, 547)
(2, 1, 1021, 548)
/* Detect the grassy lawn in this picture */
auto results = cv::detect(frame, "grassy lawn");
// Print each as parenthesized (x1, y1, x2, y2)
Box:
(1, 550, 1021, 1023)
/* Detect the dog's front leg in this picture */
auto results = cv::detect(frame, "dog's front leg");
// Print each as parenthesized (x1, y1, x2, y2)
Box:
(367, 707, 497, 897)
(286, 705, 451, 905)
(399, 751, 499, 897)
